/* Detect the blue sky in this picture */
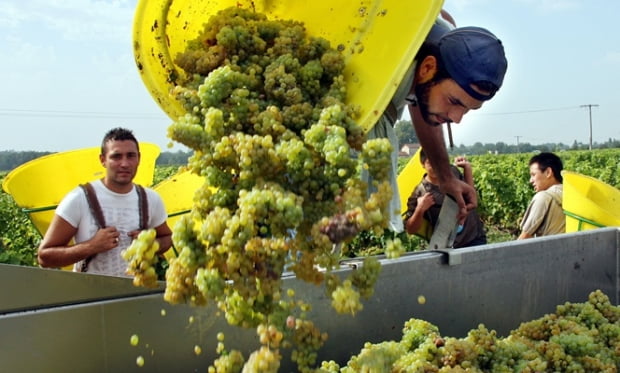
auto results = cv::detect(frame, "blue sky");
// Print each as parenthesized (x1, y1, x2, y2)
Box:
(443, 0, 620, 148)
(0, 0, 618, 152)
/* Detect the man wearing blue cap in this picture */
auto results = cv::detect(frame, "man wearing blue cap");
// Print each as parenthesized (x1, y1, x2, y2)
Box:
(364, 12, 508, 232)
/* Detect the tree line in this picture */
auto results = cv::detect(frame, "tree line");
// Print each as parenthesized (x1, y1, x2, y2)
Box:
(1, 122, 618, 171)
(394, 119, 620, 155)
(0, 149, 194, 172)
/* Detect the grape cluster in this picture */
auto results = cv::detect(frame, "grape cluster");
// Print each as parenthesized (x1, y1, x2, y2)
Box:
(290, 318, 329, 370)
(162, 6, 394, 371)
(384, 237, 405, 259)
(164, 7, 402, 371)
(163, 215, 206, 306)
(349, 257, 381, 299)
(330, 280, 362, 316)
(243, 346, 281, 373)
(207, 332, 245, 373)
(319, 290, 620, 372)
(121, 229, 160, 288)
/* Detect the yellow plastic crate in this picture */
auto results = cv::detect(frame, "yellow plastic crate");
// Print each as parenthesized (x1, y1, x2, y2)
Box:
(132, 0, 443, 132)
(2, 143, 160, 237)
(563, 171, 620, 232)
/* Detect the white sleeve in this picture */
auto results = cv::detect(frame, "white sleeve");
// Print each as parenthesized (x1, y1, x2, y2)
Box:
(54, 186, 87, 228)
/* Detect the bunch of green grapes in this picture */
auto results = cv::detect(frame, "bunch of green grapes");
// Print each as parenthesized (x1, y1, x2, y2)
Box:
(349, 257, 382, 299)
(242, 346, 281, 373)
(208, 351, 245, 373)
(121, 229, 160, 288)
(330, 280, 363, 316)
(164, 6, 395, 371)
(163, 215, 206, 306)
(360, 138, 393, 182)
(384, 237, 406, 259)
(327, 290, 620, 372)
(341, 341, 406, 373)
(289, 318, 329, 371)
(207, 332, 245, 373)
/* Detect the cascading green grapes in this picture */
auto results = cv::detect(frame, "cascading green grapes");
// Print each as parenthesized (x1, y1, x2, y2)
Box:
(384, 237, 405, 259)
(121, 229, 159, 288)
(330, 280, 362, 316)
(163, 6, 394, 372)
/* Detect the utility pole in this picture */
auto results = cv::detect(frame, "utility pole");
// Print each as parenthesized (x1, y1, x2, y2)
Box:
(580, 104, 599, 150)
(515, 136, 521, 153)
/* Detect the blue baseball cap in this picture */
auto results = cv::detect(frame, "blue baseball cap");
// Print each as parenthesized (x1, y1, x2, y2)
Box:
(438, 26, 508, 101)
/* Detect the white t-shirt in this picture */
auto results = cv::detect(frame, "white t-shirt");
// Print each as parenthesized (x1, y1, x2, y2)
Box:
(55, 179, 168, 277)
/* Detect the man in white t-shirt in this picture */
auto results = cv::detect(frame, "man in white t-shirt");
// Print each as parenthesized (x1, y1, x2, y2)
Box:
(38, 127, 172, 276)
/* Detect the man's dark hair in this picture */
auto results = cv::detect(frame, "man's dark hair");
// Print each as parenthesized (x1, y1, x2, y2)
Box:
(101, 127, 139, 155)
(529, 152, 563, 183)
(415, 43, 450, 83)
(415, 42, 500, 99)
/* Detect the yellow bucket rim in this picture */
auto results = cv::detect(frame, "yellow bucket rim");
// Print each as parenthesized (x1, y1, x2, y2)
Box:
(132, 0, 443, 132)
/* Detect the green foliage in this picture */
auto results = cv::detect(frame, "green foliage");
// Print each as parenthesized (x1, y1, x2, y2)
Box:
(344, 229, 424, 256)
(394, 120, 418, 145)
(470, 149, 620, 234)
(470, 153, 533, 233)
(561, 148, 619, 188)
(0, 171, 41, 266)
(155, 149, 192, 166)
(153, 165, 182, 185)
(1, 149, 618, 266)
(0, 150, 192, 172)
(0, 150, 52, 172)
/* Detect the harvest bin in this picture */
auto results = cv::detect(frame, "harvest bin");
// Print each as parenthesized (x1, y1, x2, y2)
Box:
(1, 228, 618, 372)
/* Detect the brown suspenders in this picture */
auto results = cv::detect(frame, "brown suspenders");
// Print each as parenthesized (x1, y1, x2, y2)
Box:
(80, 183, 106, 229)
(76, 183, 149, 272)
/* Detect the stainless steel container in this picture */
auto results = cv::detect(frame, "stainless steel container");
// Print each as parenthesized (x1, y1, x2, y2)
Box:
(1, 228, 618, 372)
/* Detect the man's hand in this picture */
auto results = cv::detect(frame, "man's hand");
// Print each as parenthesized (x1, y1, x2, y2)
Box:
(417, 192, 435, 212)
(407, 99, 476, 222)
(91, 226, 121, 252)
(127, 230, 141, 241)
(454, 156, 470, 170)
(439, 176, 477, 221)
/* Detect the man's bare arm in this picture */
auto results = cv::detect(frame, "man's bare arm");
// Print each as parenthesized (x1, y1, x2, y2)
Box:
(408, 105, 477, 220)
(38, 215, 120, 268)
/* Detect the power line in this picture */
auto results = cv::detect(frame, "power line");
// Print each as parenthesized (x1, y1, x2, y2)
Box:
(481, 105, 581, 116)
(0, 108, 164, 120)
